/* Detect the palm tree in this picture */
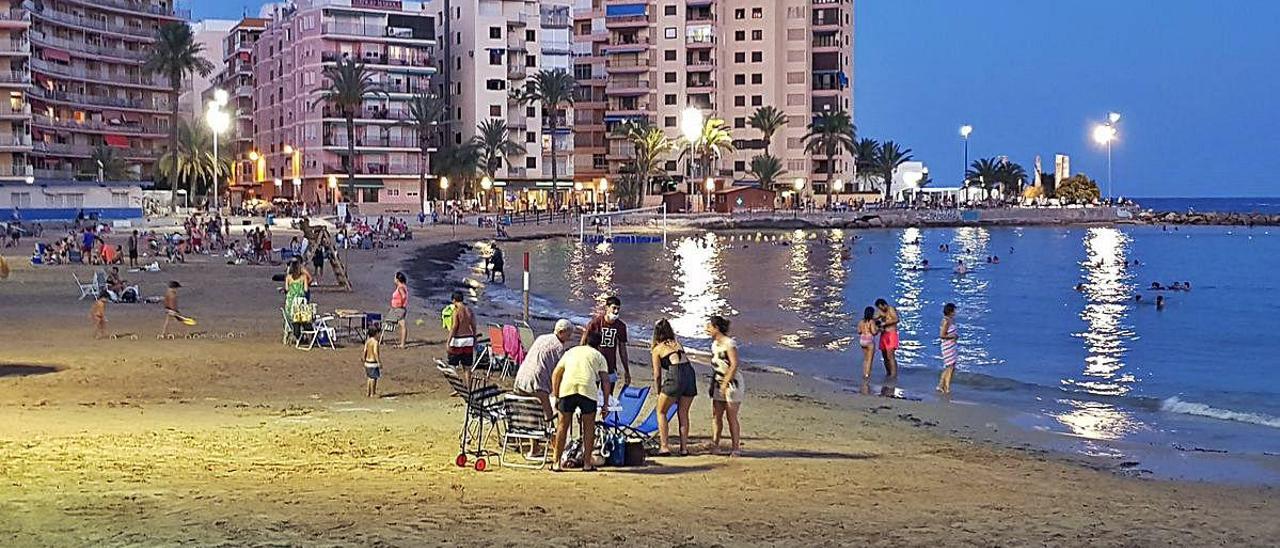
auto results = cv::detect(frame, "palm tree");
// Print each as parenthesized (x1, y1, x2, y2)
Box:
(966, 157, 1003, 199)
(517, 69, 575, 205)
(622, 125, 675, 208)
(404, 92, 447, 211)
(87, 146, 130, 181)
(996, 160, 1028, 198)
(747, 106, 787, 155)
(144, 22, 214, 206)
(803, 109, 857, 202)
(749, 154, 787, 188)
(874, 140, 914, 202)
(853, 137, 879, 192)
(157, 120, 228, 202)
(474, 119, 525, 179)
(311, 58, 386, 204)
(431, 140, 481, 201)
(680, 117, 735, 187)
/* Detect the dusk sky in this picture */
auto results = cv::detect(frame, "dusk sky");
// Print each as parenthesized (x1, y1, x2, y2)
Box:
(190, 0, 1280, 197)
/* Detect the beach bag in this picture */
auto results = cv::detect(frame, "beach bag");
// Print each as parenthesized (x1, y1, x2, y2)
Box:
(624, 440, 647, 467)
(560, 439, 583, 469)
(601, 432, 626, 467)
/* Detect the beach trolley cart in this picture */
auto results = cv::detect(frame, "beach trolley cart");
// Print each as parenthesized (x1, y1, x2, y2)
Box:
(436, 360, 506, 471)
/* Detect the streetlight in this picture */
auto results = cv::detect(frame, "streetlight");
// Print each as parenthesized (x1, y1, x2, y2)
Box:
(793, 177, 804, 210)
(833, 178, 844, 193)
(481, 176, 493, 211)
(959, 124, 973, 185)
(439, 176, 449, 202)
(680, 107, 703, 190)
(292, 177, 301, 200)
(704, 177, 715, 212)
(1093, 122, 1118, 199)
(599, 177, 609, 211)
(24, 175, 33, 185)
(327, 175, 338, 204)
(205, 91, 230, 211)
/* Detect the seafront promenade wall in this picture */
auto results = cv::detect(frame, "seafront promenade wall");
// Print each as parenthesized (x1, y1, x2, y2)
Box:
(666, 206, 1135, 230)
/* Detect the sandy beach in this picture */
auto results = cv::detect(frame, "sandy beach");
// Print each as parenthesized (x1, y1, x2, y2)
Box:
(1, 219, 1277, 547)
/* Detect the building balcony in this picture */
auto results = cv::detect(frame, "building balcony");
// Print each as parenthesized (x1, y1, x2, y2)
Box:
(0, 101, 30, 117)
(506, 12, 533, 27)
(31, 32, 148, 62)
(30, 8, 159, 41)
(686, 35, 715, 48)
(31, 58, 169, 89)
(0, 39, 29, 56)
(812, 13, 843, 30)
(33, 141, 161, 159)
(605, 57, 650, 73)
(0, 9, 30, 28)
(686, 78, 713, 91)
(603, 37, 649, 53)
(33, 167, 79, 179)
(0, 164, 34, 178)
(0, 70, 30, 85)
(687, 58, 714, 72)
(322, 136, 421, 150)
(320, 50, 433, 71)
(60, 0, 184, 19)
(605, 78, 650, 96)
(508, 64, 527, 79)
(0, 134, 32, 150)
(322, 163, 422, 177)
(541, 14, 571, 29)
(32, 114, 167, 137)
(604, 15, 648, 29)
(321, 22, 436, 44)
(28, 86, 169, 113)
(812, 35, 842, 52)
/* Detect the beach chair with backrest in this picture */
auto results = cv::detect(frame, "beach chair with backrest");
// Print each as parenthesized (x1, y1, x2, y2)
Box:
(503, 324, 525, 366)
(517, 323, 535, 351)
(73, 272, 98, 299)
(499, 394, 554, 469)
(437, 360, 506, 471)
(601, 385, 650, 433)
(280, 307, 298, 345)
(484, 323, 510, 378)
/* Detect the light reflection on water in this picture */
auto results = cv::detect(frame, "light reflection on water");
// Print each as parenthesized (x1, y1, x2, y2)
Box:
(1057, 227, 1141, 439)
(666, 234, 732, 338)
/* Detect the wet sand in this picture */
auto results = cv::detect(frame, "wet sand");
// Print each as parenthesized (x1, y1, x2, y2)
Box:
(1, 219, 1277, 547)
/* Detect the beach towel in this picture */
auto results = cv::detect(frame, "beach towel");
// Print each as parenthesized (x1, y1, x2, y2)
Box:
(502, 324, 525, 364)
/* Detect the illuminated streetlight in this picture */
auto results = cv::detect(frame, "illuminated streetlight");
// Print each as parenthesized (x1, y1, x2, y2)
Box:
(960, 124, 973, 185)
(213, 88, 229, 107)
(283, 144, 294, 155)
(793, 177, 804, 192)
(599, 177, 609, 193)
(574, 182, 583, 191)
(679, 107, 703, 143)
(327, 174, 338, 189)
(205, 99, 231, 211)
(1093, 121, 1119, 199)
(481, 176, 492, 190)
(833, 178, 844, 193)
(1108, 111, 1121, 124)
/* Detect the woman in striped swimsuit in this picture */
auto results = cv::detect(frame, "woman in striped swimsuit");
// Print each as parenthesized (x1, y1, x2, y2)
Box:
(937, 303, 959, 394)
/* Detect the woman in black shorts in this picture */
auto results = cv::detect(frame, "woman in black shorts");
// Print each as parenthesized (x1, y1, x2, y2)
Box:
(650, 319, 697, 456)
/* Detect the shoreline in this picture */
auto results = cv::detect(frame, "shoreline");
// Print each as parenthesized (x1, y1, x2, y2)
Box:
(436, 228, 1280, 487)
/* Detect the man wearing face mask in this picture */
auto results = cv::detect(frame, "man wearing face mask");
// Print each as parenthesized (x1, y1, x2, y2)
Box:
(582, 296, 630, 390)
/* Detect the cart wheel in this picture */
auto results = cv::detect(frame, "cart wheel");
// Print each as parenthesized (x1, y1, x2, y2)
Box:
(455, 453, 468, 467)
(474, 458, 487, 472)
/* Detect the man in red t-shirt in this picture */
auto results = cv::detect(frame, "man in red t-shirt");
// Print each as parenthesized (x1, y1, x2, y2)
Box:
(581, 295, 630, 389)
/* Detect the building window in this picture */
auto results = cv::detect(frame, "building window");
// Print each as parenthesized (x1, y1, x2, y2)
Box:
(752, 7, 763, 18)
(665, 72, 677, 83)
(752, 30, 762, 41)
(734, 52, 745, 63)
(734, 8, 745, 19)
(485, 79, 506, 90)
(489, 50, 502, 65)
(734, 30, 745, 42)
(489, 27, 501, 39)
(734, 95, 745, 107)
(664, 27, 677, 39)
(526, 156, 537, 168)
(751, 74, 762, 84)
(527, 106, 536, 117)
(664, 116, 676, 127)
(733, 117, 745, 128)
(664, 93, 677, 105)
(665, 49, 677, 61)
(751, 95, 762, 106)
(526, 30, 536, 41)
(734, 74, 745, 85)
(664, 5, 676, 16)
(734, 160, 746, 171)
(527, 131, 536, 143)
(490, 105, 502, 116)
(752, 51, 763, 62)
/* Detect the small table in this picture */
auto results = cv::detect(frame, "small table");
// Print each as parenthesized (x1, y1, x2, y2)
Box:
(335, 309, 367, 342)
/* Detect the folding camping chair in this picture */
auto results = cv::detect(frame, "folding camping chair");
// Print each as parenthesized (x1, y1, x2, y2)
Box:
(73, 272, 99, 299)
(473, 324, 513, 381)
(280, 307, 299, 346)
(297, 309, 337, 350)
(500, 394, 554, 469)
(517, 323, 536, 352)
(600, 385, 676, 450)
(437, 360, 506, 471)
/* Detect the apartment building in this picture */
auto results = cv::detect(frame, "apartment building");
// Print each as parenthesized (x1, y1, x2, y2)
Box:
(184, 19, 236, 119)
(573, 0, 854, 198)
(26, 0, 186, 182)
(252, 0, 437, 214)
(444, 0, 573, 206)
(0, 0, 32, 182)
(206, 16, 267, 206)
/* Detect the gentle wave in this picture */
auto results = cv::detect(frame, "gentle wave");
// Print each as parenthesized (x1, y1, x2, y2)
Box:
(1160, 397, 1280, 429)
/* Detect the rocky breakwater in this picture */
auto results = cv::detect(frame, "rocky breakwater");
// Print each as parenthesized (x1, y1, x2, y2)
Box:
(1137, 210, 1280, 226)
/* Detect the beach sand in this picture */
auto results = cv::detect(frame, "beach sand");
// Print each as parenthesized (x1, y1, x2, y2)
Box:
(1, 220, 1276, 547)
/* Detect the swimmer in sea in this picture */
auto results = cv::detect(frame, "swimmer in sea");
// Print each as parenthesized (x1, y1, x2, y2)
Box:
(1170, 282, 1183, 291)
(1150, 282, 1163, 290)
(921, 259, 930, 269)
(1134, 294, 1144, 303)
(1075, 283, 1086, 292)
(1156, 295, 1166, 310)
(954, 261, 968, 276)
(991, 255, 1000, 264)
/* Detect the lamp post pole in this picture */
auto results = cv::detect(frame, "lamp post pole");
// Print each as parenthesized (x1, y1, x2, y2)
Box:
(959, 124, 972, 187)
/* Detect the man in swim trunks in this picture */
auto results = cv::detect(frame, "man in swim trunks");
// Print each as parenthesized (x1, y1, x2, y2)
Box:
(875, 298, 900, 377)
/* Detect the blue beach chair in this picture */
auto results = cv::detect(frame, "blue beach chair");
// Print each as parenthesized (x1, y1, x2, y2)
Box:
(601, 385, 649, 431)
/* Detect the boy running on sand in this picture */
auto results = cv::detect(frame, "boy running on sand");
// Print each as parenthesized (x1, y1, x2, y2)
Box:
(90, 289, 108, 339)
(363, 327, 382, 397)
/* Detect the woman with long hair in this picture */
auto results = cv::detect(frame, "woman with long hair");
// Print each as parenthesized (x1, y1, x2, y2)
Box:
(857, 306, 879, 380)
(651, 319, 697, 456)
(707, 315, 743, 456)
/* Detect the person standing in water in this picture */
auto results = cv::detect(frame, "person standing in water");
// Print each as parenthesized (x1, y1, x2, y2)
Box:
(875, 299, 900, 377)
(707, 315, 743, 457)
(857, 307, 880, 381)
(937, 303, 959, 394)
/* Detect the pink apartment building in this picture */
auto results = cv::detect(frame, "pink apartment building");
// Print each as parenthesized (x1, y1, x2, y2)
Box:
(251, 0, 436, 215)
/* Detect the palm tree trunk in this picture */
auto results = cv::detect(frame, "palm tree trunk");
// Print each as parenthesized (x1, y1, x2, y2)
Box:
(826, 145, 835, 206)
(169, 82, 180, 210)
(549, 117, 559, 210)
(418, 142, 426, 216)
(345, 114, 356, 208)
(883, 168, 893, 203)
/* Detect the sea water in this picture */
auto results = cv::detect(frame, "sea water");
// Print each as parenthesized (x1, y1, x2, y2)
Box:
(469, 225, 1280, 481)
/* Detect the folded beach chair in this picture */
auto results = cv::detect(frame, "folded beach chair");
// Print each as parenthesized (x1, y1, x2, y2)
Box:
(601, 385, 650, 433)
(437, 360, 506, 471)
(73, 272, 98, 299)
(517, 323, 536, 351)
(499, 394, 554, 470)
(502, 324, 525, 366)
(480, 323, 512, 379)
